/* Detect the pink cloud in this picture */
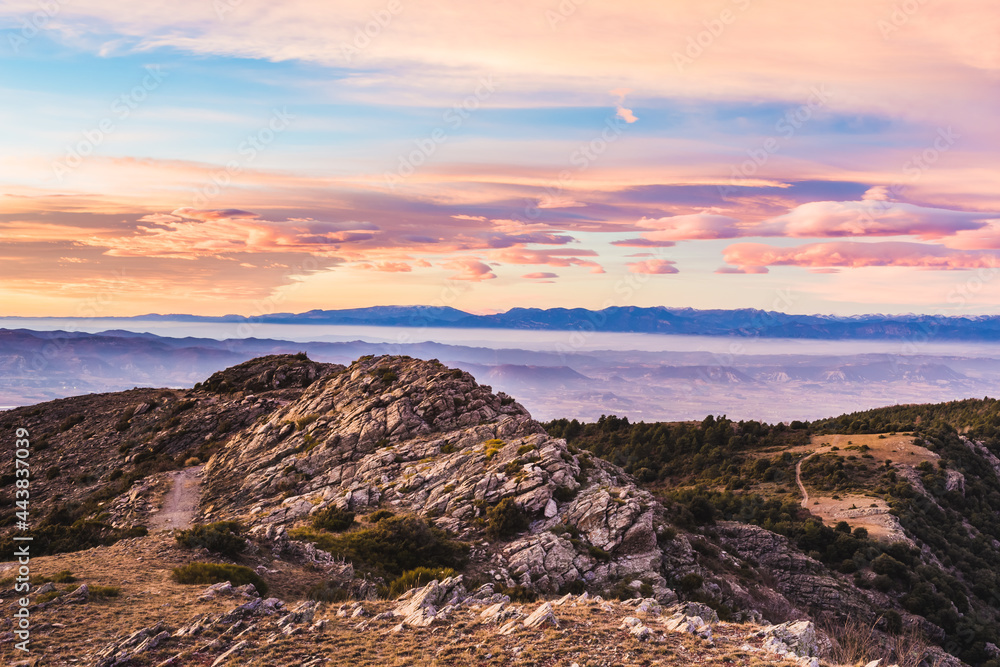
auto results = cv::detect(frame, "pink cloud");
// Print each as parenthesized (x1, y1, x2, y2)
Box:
(636, 213, 742, 241)
(716, 265, 769, 274)
(627, 259, 679, 274)
(721, 241, 1000, 272)
(761, 201, 990, 239)
(944, 221, 1000, 249)
(357, 261, 412, 272)
(611, 89, 638, 124)
(611, 238, 677, 248)
(492, 248, 605, 273)
(522, 272, 559, 279)
(171, 207, 260, 221)
(95, 213, 375, 258)
(443, 258, 496, 281)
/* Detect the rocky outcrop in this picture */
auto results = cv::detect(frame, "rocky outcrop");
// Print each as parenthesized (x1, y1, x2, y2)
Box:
(201, 355, 691, 598)
(751, 620, 831, 660)
(716, 522, 874, 619)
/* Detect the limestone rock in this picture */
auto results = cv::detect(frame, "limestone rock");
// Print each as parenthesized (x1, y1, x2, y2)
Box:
(751, 620, 831, 659)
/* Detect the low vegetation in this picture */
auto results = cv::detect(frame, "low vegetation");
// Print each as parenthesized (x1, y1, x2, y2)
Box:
(290, 513, 468, 578)
(171, 562, 268, 595)
(175, 521, 246, 558)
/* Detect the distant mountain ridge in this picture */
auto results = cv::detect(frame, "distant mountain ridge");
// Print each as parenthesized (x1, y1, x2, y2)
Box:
(8, 305, 1000, 340)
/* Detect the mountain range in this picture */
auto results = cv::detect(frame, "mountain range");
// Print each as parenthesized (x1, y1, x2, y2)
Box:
(10, 305, 1000, 340)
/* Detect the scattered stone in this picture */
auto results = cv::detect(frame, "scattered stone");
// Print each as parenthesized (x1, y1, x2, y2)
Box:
(522, 601, 559, 630)
(210, 640, 248, 667)
(751, 620, 831, 660)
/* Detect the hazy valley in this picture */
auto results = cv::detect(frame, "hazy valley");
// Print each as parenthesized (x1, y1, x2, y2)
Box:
(4, 322, 1000, 422)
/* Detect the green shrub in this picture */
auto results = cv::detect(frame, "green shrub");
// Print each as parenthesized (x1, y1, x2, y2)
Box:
(559, 579, 586, 595)
(879, 609, 903, 634)
(485, 498, 529, 540)
(497, 584, 537, 602)
(311, 506, 356, 532)
(172, 563, 268, 595)
(175, 521, 246, 558)
(873, 574, 893, 592)
(872, 553, 909, 581)
(0, 521, 146, 560)
(37, 570, 75, 584)
(90, 585, 121, 599)
(295, 414, 319, 430)
(516, 444, 536, 456)
(587, 544, 611, 561)
(679, 573, 704, 593)
(553, 486, 578, 503)
(59, 414, 85, 432)
(290, 515, 467, 578)
(384, 567, 456, 599)
(307, 580, 350, 603)
(36, 589, 65, 604)
(368, 509, 395, 522)
(549, 523, 581, 539)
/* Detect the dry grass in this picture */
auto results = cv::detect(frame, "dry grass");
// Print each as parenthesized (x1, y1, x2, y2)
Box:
(821, 615, 937, 667)
(0, 532, 840, 667)
(801, 433, 938, 466)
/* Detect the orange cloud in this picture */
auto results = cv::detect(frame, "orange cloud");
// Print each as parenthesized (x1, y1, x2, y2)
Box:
(357, 261, 412, 272)
(92, 212, 376, 259)
(443, 258, 496, 281)
(491, 248, 605, 273)
(722, 241, 1000, 272)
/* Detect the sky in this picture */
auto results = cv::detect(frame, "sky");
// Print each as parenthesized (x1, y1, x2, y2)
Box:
(1, 0, 998, 318)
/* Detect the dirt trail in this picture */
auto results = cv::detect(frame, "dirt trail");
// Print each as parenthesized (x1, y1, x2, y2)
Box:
(795, 448, 827, 509)
(149, 465, 204, 531)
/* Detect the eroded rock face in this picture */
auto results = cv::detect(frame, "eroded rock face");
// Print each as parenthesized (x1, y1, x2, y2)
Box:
(716, 522, 874, 620)
(201, 355, 689, 598)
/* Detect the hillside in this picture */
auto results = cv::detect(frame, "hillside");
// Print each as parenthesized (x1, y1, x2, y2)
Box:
(2, 355, 998, 665)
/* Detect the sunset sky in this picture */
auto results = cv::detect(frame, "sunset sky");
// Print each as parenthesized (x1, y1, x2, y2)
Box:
(1, 0, 998, 317)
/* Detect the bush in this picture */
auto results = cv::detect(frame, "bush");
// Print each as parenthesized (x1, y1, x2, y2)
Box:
(485, 498, 530, 540)
(175, 521, 246, 558)
(307, 580, 350, 603)
(679, 573, 704, 593)
(559, 579, 586, 595)
(385, 567, 457, 599)
(587, 544, 611, 561)
(90, 585, 121, 599)
(59, 414, 85, 432)
(0, 521, 146, 560)
(872, 553, 909, 581)
(497, 584, 537, 602)
(172, 563, 268, 595)
(290, 515, 468, 577)
(553, 485, 578, 503)
(368, 509, 395, 523)
(39, 570, 76, 584)
(311, 506, 356, 533)
(295, 414, 319, 430)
